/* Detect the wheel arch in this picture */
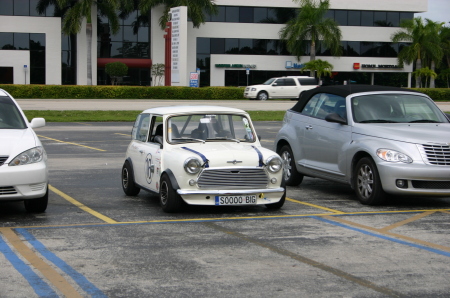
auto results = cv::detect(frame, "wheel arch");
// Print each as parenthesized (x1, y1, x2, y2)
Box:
(275, 139, 291, 154)
(161, 169, 180, 190)
(350, 151, 374, 189)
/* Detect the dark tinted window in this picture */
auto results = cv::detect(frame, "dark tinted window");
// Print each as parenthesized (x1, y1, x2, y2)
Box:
(14, 33, 29, 50)
(348, 11, 361, 26)
(14, 0, 29, 16)
(225, 38, 239, 54)
(361, 11, 373, 26)
(211, 38, 225, 54)
(374, 11, 387, 26)
(0, 0, 13, 15)
(211, 6, 225, 22)
(254, 8, 267, 23)
(239, 7, 253, 23)
(335, 10, 348, 25)
(197, 38, 210, 54)
(226, 7, 239, 22)
(298, 78, 318, 85)
(0, 33, 14, 49)
(284, 78, 296, 86)
(387, 12, 399, 27)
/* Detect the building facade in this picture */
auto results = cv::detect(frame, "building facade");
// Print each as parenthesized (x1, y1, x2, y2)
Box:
(0, 0, 427, 87)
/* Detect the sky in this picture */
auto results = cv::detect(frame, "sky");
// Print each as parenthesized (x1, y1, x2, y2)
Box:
(415, 0, 450, 24)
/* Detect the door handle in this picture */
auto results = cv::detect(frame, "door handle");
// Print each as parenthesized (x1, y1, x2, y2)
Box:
(305, 125, 313, 130)
(139, 150, 144, 154)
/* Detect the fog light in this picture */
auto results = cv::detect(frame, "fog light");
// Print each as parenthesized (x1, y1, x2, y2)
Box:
(189, 179, 196, 186)
(396, 179, 408, 188)
(271, 178, 277, 184)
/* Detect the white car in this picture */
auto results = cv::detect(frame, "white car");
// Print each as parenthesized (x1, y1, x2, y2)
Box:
(244, 76, 318, 100)
(121, 106, 286, 213)
(0, 89, 48, 212)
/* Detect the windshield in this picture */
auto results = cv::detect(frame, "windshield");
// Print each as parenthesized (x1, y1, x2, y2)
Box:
(167, 114, 256, 144)
(0, 96, 27, 129)
(351, 94, 448, 124)
(263, 78, 276, 85)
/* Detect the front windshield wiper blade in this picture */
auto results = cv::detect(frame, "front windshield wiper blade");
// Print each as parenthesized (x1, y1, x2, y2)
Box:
(408, 119, 440, 123)
(172, 137, 205, 143)
(359, 119, 399, 123)
(206, 137, 241, 143)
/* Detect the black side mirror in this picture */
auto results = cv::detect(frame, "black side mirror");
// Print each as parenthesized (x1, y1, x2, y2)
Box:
(154, 135, 163, 148)
(325, 113, 347, 124)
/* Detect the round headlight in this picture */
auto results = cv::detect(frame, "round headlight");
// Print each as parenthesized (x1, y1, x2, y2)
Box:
(266, 155, 283, 173)
(376, 149, 412, 163)
(184, 157, 202, 174)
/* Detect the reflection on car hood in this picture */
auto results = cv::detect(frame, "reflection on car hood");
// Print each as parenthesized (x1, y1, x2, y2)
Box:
(0, 129, 38, 158)
(353, 123, 450, 144)
(173, 143, 275, 167)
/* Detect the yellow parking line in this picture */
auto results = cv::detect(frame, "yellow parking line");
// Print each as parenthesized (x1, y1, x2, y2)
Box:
(0, 228, 83, 298)
(286, 198, 344, 213)
(115, 133, 131, 136)
(49, 185, 117, 224)
(441, 210, 450, 215)
(38, 135, 106, 152)
(379, 211, 435, 232)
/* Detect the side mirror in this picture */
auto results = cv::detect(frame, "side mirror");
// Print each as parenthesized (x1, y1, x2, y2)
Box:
(30, 118, 45, 128)
(325, 113, 347, 125)
(154, 135, 163, 149)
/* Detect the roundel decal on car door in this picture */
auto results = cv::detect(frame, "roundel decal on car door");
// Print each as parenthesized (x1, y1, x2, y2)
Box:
(145, 153, 153, 184)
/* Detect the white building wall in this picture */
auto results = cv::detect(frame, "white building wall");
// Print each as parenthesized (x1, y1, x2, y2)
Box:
(0, 51, 30, 84)
(0, 16, 61, 85)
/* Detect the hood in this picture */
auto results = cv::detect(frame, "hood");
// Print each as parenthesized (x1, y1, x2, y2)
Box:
(172, 143, 277, 168)
(0, 129, 38, 159)
(353, 123, 450, 144)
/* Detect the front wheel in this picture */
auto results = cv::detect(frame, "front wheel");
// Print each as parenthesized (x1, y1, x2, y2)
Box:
(160, 175, 184, 213)
(122, 162, 140, 196)
(24, 187, 48, 213)
(279, 145, 303, 186)
(353, 157, 386, 205)
(257, 91, 268, 101)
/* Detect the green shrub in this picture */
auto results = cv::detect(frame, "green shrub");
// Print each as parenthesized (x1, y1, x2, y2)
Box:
(411, 88, 450, 101)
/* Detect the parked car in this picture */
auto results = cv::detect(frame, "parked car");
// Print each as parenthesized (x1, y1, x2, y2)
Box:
(275, 85, 450, 205)
(244, 76, 318, 101)
(0, 88, 48, 212)
(122, 106, 286, 212)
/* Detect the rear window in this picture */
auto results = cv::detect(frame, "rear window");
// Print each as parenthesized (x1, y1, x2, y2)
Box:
(297, 78, 318, 86)
(0, 96, 27, 129)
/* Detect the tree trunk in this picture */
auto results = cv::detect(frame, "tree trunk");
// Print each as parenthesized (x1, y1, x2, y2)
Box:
(86, 23, 92, 85)
(415, 58, 422, 88)
(309, 41, 316, 77)
(430, 60, 436, 88)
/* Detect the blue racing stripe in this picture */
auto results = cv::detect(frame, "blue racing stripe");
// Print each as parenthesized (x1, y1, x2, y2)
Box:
(312, 216, 450, 258)
(16, 228, 108, 298)
(0, 234, 58, 297)
(252, 146, 263, 167)
(182, 147, 209, 168)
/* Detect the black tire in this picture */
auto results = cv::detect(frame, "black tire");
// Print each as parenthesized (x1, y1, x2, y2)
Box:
(24, 186, 48, 213)
(160, 175, 184, 213)
(278, 145, 303, 186)
(122, 162, 140, 196)
(265, 189, 286, 210)
(257, 91, 268, 101)
(353, 157, 386, 205)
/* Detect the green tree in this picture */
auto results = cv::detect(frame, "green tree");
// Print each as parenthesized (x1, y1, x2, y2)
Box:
(279, 0, 342, 76)
(151, 63, 165, 86)
(424, 20, 444, 88)
(139, 0, 217, 29)
(302, 59, 333, 82)
(437, 68, 450, 88)
(412, 67, 437, 88)
(105, 62, 128, 85)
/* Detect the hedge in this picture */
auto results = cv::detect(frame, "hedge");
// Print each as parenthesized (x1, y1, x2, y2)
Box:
(1, 84, 449, 101)
(0, 84, 246, 100)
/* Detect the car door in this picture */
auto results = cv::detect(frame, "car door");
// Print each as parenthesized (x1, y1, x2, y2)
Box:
(282, 78, 299, 98)
(268, 78, 283, 98)
(300, 93, 352, 179)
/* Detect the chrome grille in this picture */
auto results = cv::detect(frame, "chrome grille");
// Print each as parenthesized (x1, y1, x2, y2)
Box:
(0, 187, 17, 195)
(197, 168, 268, 189)
(418, 144, 450, 165)
(0, 156, 7, 166)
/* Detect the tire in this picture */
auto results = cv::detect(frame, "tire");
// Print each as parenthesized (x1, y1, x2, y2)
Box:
(353, 157, 386, 205)
(265, 189, 286, 210)
(122, 162, 140, 196)
(24, 186, 48, 213)
(160, 175, 184, 213)
(257, 91, 268, 101)
(278, 145, 304, 186)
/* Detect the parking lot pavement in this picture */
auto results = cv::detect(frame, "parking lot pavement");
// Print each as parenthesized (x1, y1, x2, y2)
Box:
(1, 122, 449, 297)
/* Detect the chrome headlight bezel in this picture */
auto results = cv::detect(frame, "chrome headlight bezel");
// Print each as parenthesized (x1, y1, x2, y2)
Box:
(184, 157, 202, 174)
(9, 146, 47, 166)
(266, 155, 283, 173)
(376, 149, 413, 163)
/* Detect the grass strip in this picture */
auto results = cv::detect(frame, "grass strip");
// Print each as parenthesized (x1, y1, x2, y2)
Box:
(24, 110, 286, 122)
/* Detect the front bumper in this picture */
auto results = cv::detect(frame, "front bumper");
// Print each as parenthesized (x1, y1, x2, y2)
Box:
(177, 187, 285, 205)
(0, 162, 48, 200)
(243, 91, 257, 99)
(377, 161, 450, 195)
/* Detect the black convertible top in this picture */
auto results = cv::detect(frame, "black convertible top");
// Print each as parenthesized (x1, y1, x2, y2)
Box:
(291, 85, 424, 113)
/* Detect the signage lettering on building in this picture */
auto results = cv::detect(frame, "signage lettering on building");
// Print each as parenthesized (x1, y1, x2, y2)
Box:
(285, 61, 304, 69)
(215, 64, 256, 68)
(361, 64, 402, 69)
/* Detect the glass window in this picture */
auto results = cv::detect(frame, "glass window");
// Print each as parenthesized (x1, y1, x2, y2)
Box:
(123, 10, 137, 26)
(197, 38, 210, 54)
(239, 39, 253, 54)
(123, 26, 136, 42)
(284, 78, 296, 86)
(0, 33, 14, 49)
(110, 42, 122, 58)
(226, 7, 239, 22)
(225, 38, 239, 54)
(14, 33, 29, 50)
(348, 11, 361, 26)
(335, 10, 348, 26)
(0, 96, 27, 129)
(211, 6, 225, 22)
(239, 7, 253, 23)
(400, 12, 413, 23)
(132, 114, 151, 141)
(361, 11, 373, 26)
(211, 38, 225, 54)
(254, 8, 267, 23)
(30, 0, 40, 16)
(14, 0, 29, 16)
(30, 33, 45, 50)
(374, 11, 387, 26)
(30, 50, 45, 67)
(361, 42, 373, 57)
(62, 51, 72, 67)
(323, 10, 334, 20)
(302, 93, 344, 120)
(137, 27, 149, 43)
(387, 12, 399, 27)
(0, 0, 13, 15)
(110, 27, 123, 42)
(347, 41, 360, 56)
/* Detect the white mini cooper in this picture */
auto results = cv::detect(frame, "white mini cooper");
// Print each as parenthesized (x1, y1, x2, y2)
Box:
(121, 106, 285, 212)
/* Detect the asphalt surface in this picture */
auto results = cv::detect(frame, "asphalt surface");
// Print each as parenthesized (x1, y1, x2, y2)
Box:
(1, 121, 449, 297)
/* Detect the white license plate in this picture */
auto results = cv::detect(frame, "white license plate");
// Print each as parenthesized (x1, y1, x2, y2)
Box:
(215, 195, 257, 206)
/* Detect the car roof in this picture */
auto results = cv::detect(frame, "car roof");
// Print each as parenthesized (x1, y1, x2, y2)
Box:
(291, 85, 425, 113)
(141, 105, 249, 116)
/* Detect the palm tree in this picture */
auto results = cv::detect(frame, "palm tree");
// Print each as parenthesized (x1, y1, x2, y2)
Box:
(391, 17, 440, 88)
(412, 67, 437, 88)
(139, 0, 217, 30)
(279, 0, 342, 76)
(302, 59, 333, 83)
(424, 20, 444, 88)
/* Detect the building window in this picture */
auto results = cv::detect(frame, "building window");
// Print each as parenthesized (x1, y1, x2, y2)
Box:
(0, 0, 55, 17)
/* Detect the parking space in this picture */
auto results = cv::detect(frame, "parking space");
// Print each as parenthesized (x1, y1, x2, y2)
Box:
(1, 122, 450, 297)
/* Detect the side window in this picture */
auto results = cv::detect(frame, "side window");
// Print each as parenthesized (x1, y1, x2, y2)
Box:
(284, 78, 296, 86)
(132, 114, 150, 141)
(301, 94, 321, 117)
(273, 79, 284, 86)
(149, 116, 163, 143)
(298, 78, 318, 86)
(301, 93, 346, 121)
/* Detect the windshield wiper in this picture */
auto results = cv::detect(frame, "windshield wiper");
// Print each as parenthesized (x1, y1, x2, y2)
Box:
(206, 137, 241, 143)
(172, 137, 205, 143)
(359, 119, 399, 123)
(408, 119, 440, 123)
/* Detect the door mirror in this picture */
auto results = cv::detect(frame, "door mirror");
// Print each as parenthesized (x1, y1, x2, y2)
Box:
(325, 113, 347, 124)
